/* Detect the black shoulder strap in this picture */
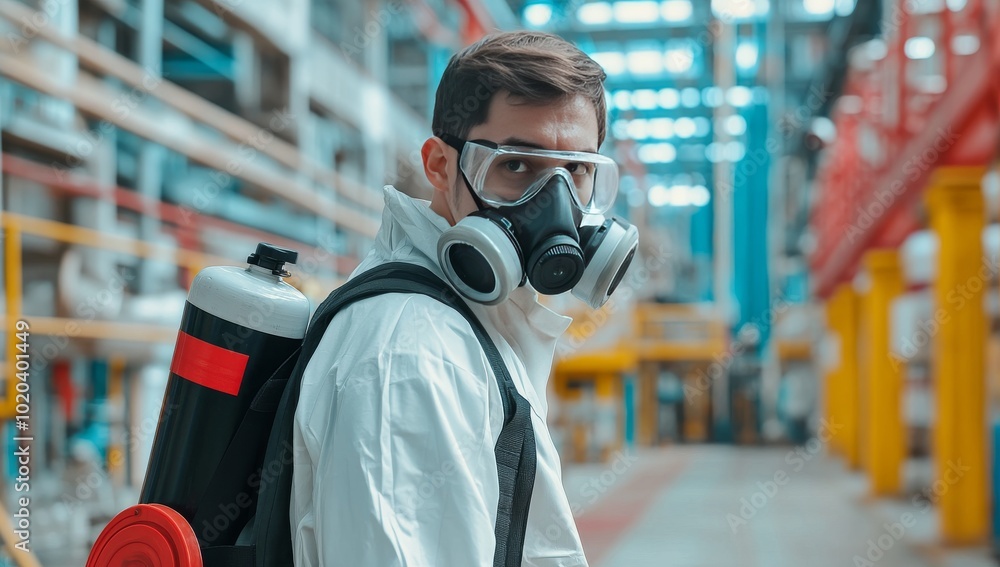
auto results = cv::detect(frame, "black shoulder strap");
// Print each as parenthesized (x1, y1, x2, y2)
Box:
(205, 262, 535, 567)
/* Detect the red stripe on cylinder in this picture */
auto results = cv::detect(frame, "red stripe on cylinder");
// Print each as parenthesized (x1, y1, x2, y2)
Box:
(169, 331, 249, 396)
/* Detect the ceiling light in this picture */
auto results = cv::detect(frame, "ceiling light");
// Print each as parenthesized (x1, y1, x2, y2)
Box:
(627, 119, 649, 139)
(681, 87, 701, 107)
(724, 114, 747, 136)
(803, 0, 835, 15)
(664, 45, 695, 73)
(637, 143, 677, 164)
(736, 41, 758, 69)
(726, 86, 753, 107)
(702, 87, 724, 107)
(690, 185, 711, 207)
(523, 4, 553, 26)
(578, 2, 613, 24)
(614, 1, 661, 23)
(591, 51, 626, 75)
(712, 0, 768, 18)
(674, 117, 696, 138)
(628, 50, 664, 74)
(713, 0, 754, 18)
(632, 89, 659, 109)
(659, 88, 680, 109)
(648, 117, 673, 139)
(612, 90, 633, 110)
(835, 0, 856, 15)
(661, 0, 693, 20)
(648, 184, 671, 207)
(665, 185, 692, 206)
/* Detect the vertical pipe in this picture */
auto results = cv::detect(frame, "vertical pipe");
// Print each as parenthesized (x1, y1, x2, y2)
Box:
(0, 220, 43, 567)
(136, 0, 164, 294)
(0, 72, 6, 423)
(824, 292, 843, 456)
(856, 273, 872, 472)
(3, 219, 22, 419)
(363, 0, 388, 195)
(861, 249, 905, 495)
(713, 17, 735, 319)
(623, 374, 635, 448)
(926, 166, 988, 544)
(637, 360, 658, 446)
(837, 283, 862, 469)
(992, 420, 1000, 551)
(595, 373, 618, 462)
(712, 14, 736, 441)
(107, 356, 126, 486)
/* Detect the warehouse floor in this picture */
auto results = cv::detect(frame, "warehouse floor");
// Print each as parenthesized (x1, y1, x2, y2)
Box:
(566, 446, 997, 567)
(44, 445, 998, 566)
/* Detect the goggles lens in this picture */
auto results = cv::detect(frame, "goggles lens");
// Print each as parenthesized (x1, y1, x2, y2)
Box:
(456, 139, 619, 214)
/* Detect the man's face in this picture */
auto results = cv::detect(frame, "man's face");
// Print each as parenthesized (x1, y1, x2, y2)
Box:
(424, 92, 600, 226)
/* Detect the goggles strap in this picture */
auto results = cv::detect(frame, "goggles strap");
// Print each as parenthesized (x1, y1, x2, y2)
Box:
(440, 133, 490, 212)
(461, 170, 488, 211)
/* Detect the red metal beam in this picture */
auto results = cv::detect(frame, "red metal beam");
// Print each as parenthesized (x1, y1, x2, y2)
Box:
(453, 0, 492, 44)
(811, 45, 996, 298)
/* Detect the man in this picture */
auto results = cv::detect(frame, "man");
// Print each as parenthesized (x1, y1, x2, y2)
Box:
(291, 31, 623, 566)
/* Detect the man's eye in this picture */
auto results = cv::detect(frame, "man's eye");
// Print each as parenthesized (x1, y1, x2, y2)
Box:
(566, 162, 590, 175)
(504, 160, 529, 173)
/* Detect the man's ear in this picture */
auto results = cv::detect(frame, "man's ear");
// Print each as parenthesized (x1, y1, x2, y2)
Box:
(421, 136, 453, 194)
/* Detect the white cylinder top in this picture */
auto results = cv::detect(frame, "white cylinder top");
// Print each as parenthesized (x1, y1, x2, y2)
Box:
(187, 265, 311, 339)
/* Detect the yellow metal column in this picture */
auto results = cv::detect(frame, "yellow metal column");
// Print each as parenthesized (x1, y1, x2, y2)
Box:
(823, 290, 847, 455)
(856, 288, 871, 472)
(108, 356, 127, 485)
(596, 373, 620, 461)
(861, 250, 905, 495)
(2, 219, 23, 419)
(926, 166, 988, 544)
(839, 287, 862, 469)
(636, 361, 658, 446)
(827, 284, 862, 468)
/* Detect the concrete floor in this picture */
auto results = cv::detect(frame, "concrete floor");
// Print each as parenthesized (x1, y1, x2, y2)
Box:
(44, 445, 998, 566)
(565, 446, 997, 567)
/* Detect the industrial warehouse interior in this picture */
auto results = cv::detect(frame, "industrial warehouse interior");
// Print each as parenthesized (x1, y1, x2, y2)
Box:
(0, 0, 998, 565)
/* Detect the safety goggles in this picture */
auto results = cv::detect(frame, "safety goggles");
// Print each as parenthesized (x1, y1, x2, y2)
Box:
(440, 134, 620, 214)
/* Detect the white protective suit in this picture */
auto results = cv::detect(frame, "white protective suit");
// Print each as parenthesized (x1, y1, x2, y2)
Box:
(291, 186, 588, 567)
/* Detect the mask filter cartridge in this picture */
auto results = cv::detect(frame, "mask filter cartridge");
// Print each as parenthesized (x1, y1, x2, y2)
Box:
(438, 169, 638, 308)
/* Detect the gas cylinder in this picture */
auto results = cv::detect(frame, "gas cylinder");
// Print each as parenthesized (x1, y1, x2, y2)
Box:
(138, 243, 310, 546)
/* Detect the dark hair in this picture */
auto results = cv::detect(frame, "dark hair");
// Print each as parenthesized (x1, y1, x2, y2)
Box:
(431, 31, 608, 146)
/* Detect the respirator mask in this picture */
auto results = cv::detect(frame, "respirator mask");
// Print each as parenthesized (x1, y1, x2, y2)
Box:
(437, 134, 639, 309)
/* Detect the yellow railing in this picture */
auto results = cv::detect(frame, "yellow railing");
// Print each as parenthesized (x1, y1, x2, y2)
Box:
(5, 212, 232, 271)
(634, 303, 729, 362)
(0, 211, 333, 417)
